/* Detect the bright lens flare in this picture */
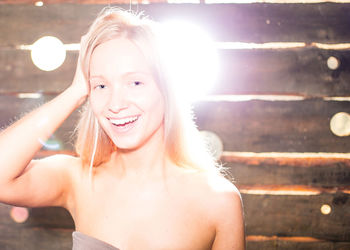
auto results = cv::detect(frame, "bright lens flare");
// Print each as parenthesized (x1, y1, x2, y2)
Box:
(159, 21, 219, 102)
(31, 36, 66, 71)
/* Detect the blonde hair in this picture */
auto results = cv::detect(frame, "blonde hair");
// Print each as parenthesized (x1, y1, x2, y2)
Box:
(74, 7, 227, 178)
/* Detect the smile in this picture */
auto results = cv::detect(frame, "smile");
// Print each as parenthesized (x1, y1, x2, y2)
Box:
(109, 115, 139, 127)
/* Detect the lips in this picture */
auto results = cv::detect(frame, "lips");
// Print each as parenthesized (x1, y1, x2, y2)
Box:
(109, 115, 139, 126)
(107, 115, 140, 132)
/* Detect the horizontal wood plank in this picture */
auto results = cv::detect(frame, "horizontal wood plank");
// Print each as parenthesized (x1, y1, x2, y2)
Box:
(246, 236, 350, 250)
(217, 48, 350, 97)
(222, 155, 350, 188)
(1, 3, 350, 46)
(237, 185, 350, 195)
(2, 48, 350, 97)
(194, 99, 350, 152)
(0, 49, 77, 95)
(2, 96, 350, 152)
(0, 203, 74, 228)
(242, 192, 350, 241)
(0, 224, 72, 250)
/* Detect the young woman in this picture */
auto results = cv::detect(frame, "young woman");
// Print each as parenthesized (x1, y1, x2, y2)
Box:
(0, 7, 245, 250)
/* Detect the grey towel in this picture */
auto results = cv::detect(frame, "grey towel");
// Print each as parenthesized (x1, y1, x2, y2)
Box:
(72, 231, 120, 250)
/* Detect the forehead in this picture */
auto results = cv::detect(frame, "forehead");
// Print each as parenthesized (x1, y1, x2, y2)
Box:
(89, 37, 151, 77)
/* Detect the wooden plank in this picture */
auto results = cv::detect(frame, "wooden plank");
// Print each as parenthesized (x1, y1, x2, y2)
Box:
(194, 99, 350, 152)
(2, 48, 350, 97)
(195, 99, 350, 152)
(2, 96, 350, 152)
(0, 203, 74, 228)
(242, 192, 350, 241)
(216, 48, 350, 97)
(238, 185, 350, 195)
(1, 3, 350, 46)
(246, 236, 350, 250)
(222, 155, 350, 188)
(0, 224, 72, 250)
(0, 49, 77, 95)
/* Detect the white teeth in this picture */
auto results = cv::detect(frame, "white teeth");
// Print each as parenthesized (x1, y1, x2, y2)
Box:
(110, 116, 138, 126)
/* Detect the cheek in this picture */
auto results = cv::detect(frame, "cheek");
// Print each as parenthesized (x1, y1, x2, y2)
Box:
(149, 93, 165, 119)
(89, 94, 107, 115)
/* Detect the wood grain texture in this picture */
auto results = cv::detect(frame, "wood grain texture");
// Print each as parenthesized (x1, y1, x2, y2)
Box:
(0, 49, 77, 95)
(0, 224, 72, 250)
(2, 48, 350, 97)
(222, 156, 350, 187)
(0, 203, 74, 228)
(217, 48, 350, 97)
(194, 99, 350, 152)
(1, 3, 350, 46)
(242, 192, 350, 241)
(246, 237, 350, 250)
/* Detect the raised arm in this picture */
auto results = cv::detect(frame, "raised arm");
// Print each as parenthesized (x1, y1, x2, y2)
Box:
(0, 43, 88, 208)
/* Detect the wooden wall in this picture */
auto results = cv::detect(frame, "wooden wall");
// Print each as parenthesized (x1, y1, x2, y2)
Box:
(0, 1, 350, 249)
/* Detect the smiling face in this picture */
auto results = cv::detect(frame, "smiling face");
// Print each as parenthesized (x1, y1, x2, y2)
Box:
(89, 37, 165, 151)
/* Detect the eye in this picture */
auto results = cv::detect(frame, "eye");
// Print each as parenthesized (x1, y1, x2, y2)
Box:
(98, 84, 106, 89)
(132, 81, 143, 86)
(95, 84, 107, 90)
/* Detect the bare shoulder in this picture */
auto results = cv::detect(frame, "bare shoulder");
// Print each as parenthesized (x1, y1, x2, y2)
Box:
(187, 171, 246, 249)
(192, 171, 243, 212)
(178, 169, 243, 216)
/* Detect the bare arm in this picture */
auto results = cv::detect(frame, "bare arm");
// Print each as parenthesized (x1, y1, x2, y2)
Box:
(0, 44, 88, 208)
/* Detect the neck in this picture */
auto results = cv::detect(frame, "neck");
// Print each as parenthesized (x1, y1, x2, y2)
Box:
(110, 127, 171, 181)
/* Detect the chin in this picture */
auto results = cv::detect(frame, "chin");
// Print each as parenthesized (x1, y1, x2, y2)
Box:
(109, 134, 146, 151)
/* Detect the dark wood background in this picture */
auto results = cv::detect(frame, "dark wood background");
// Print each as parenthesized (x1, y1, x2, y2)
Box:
(0, 1, 350, 249)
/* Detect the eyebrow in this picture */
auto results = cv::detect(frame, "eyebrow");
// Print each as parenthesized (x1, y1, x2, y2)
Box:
(89, 75, 106, 81)
(122, 71, 152, 77)
(89, 71, 152, 80)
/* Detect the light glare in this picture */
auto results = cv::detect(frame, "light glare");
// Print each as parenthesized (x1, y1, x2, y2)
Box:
(10, 206, 29, 223)
(35, 1, 44, 6)
(320, 204, 331, 215)
(31, 36, 66, 71)
(330, 112, 350, 137)
(159, 21, 219, 102)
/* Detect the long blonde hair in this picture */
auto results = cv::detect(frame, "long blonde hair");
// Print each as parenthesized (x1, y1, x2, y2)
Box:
(74, 7, 227, 178)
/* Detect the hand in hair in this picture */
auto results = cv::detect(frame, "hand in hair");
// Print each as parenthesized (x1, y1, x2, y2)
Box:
(71, 35, 89, 105)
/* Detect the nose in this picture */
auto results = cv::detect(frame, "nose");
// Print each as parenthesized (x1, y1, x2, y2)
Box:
(107, 85, 128, 114)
